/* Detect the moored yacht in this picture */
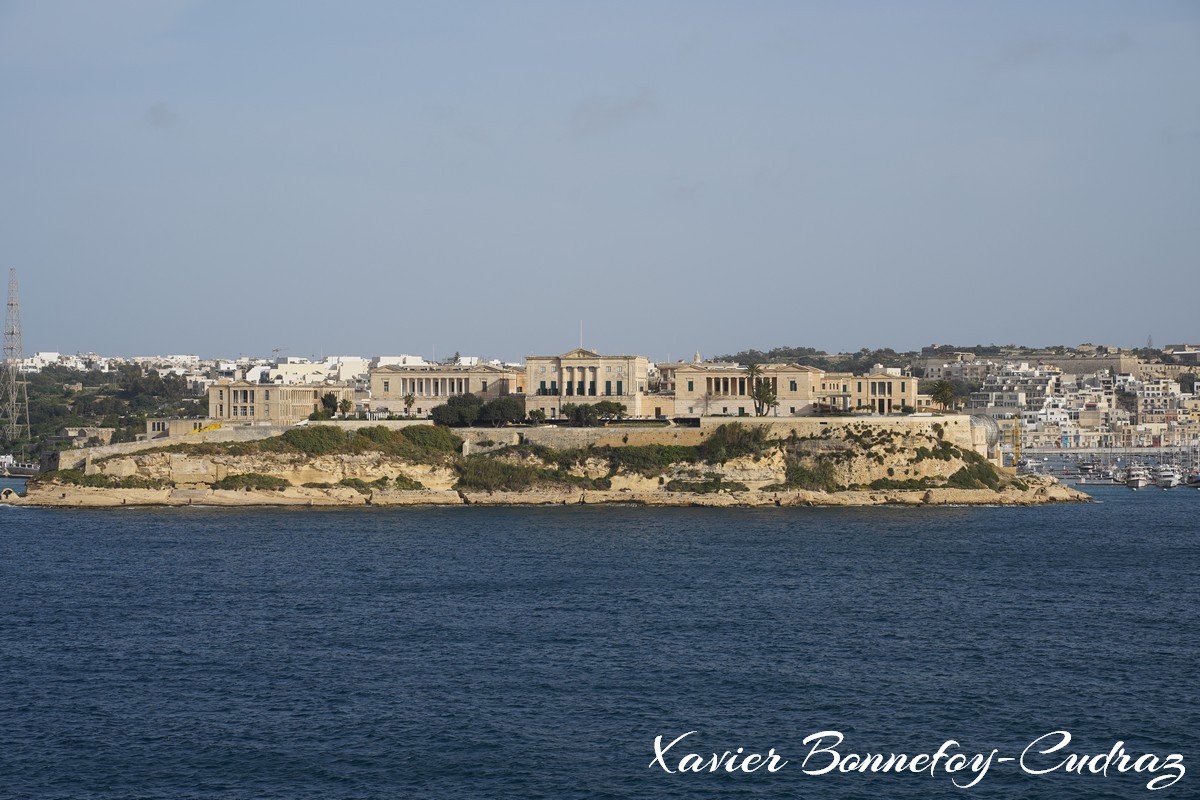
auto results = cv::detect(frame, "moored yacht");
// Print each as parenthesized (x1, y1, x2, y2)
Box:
(1154, 464, 1184, 489)
(1125, 464, 1152, 490)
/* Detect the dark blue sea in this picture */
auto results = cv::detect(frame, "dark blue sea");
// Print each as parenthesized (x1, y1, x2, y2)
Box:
(2, 483, 1196, 799)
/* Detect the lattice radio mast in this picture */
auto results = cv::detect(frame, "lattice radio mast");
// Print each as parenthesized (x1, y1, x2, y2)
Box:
(2, 269, 31, 445)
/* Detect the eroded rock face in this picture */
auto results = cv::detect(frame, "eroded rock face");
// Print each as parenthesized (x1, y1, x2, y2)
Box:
(17, 423, 1088, 509)
(8, 472, 1089, 508)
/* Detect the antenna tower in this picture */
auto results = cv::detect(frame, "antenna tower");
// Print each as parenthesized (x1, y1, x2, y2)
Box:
(1, 269, 31, 444)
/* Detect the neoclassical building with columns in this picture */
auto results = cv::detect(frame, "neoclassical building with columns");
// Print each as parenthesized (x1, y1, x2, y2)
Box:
(524, 349, 662, 419)
(369, 363, 523, 417)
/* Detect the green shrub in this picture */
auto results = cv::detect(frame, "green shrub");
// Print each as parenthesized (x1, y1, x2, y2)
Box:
(400, 425, 462, 453)
(338, 478, 373, 495)
(665, 476, 749, 494)
(698, 422, 768, 463)
(601, 444, 698, 476)
(213, 473, 291, 491)
(302, 482, 333, 489)
(781, 457, 841, 492)
(278, 425, 349, 455)
(34, 470, 169, 490)
(394, 474, 426, 490)
(455, 458, 539, 492)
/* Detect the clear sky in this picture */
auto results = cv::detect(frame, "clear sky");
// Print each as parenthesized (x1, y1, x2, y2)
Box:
(2, 1, 1197, 362)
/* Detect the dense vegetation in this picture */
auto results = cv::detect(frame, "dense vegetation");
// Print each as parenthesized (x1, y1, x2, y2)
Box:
(10, 364, 206, 453)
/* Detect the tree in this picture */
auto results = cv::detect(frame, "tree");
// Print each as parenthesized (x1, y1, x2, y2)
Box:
(929, 380, 955, 410)
(751, 378, 777, 416)
(320, 392, 339, 416)
(527, 409, 547, 424)
(431, 393, 483, 426)
(338, 398, 352, 417)
(744, 363, 766, 415)
(479, 396, 524, 427)
(593, 400, 626, 421)
(402, 393, 416, 416)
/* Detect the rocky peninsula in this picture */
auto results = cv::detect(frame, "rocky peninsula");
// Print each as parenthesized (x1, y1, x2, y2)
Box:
(6, 421, 1089, 508)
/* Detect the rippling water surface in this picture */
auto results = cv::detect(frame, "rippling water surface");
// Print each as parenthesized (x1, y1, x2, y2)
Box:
(2, 487, 1197, 798)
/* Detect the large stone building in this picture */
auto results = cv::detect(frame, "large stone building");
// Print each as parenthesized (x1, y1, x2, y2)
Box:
(668, 362, 825, 416)
(664, 361, 917, 416)
(524, 349, 655, 419)
(369, 363, 523, 417)
(207, 381, 355, 425)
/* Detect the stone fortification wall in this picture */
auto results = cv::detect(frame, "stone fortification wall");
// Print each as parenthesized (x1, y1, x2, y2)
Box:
(50, 424, 296, 472)
(49, 419, 436, 473)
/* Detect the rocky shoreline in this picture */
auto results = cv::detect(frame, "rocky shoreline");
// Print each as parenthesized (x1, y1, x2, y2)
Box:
(5, 475, 1089, 508)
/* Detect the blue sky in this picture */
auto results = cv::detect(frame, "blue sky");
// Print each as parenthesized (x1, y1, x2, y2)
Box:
(2, 1, 1197, 361)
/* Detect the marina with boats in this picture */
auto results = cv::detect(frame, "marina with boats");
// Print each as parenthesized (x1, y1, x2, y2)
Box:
(1017, 450, 1200, 490)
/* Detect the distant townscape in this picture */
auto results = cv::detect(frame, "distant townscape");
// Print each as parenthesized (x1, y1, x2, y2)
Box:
(4, 342, 1200, 461)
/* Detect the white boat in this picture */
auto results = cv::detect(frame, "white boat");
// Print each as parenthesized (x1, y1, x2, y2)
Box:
(1125, 464, 1152, 490)
(1154, 464, 1183, 489)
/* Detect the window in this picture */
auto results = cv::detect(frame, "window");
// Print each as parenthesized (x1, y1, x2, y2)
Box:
(616, 380, 623, 395)
(218, 390, 224, 401)
(606, 366, 612, 372)
(901, 382, 906, 393)
(616, 366, 624, 373)
(789, 380, 797, 391)
(539, 366, 546, 373)
(383, 380, 390, 393)
(605, 380, 612, 395)
(218, 404, 223, 416)
(482, 380, 488, 392)
(687, 380, 694, 392)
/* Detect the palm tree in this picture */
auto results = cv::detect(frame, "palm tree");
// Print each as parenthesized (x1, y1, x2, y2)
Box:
(930, 380, 956, 410)
(744, 363, 765, 415)
(338, 397, 353, 417)
(403, 393, 416, 417)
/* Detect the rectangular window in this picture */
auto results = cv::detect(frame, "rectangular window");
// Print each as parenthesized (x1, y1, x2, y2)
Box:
(482, 380, 488, 392)
(218, 404, 223, 416)
(540, 380, 547, 394)
(383, 381, 390, 392)
(605, 380, 612, 395)
(857, 382, 862, 392)
(901, 382, 906, 393)
(588, 381, 596, 396)
(687, 380, 694, 392)
(790, 380, 797, 391)
(616, 380, 623, 395)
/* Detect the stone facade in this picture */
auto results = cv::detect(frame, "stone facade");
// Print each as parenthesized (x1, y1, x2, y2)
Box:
(208, 381, 355, 425)
(524, 349, 652, 419)
(670, 362, 824, 416)
(369, 364, 523, 417)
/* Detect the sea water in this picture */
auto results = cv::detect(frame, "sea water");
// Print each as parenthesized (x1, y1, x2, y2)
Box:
(2, 487, 1196, 798)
